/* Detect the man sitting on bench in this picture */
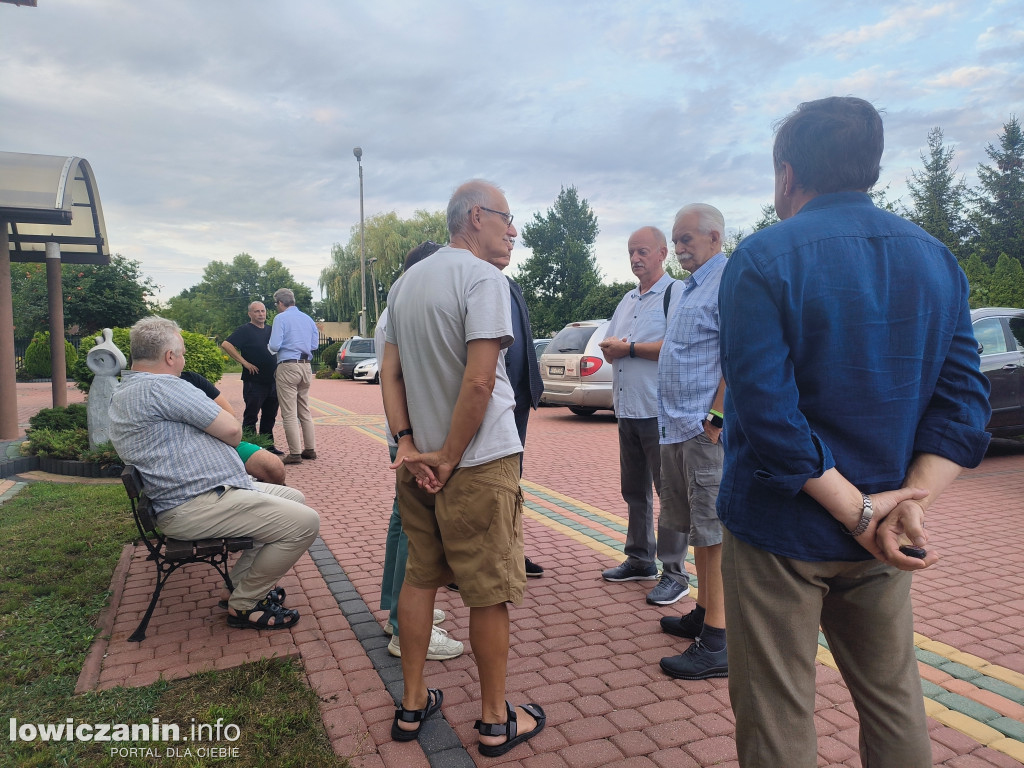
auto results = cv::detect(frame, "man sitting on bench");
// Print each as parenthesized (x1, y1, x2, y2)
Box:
(109, 316, 320, 630)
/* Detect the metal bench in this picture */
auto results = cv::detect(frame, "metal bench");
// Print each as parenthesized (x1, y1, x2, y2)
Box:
(120, 465, 253, 642)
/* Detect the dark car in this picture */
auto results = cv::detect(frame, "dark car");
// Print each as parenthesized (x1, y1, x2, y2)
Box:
(971, 307, 1024, 436)
(336, 337, 375, 379)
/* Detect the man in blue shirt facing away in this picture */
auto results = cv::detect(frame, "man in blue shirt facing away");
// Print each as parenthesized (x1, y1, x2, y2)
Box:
(268, 288, 320, 465)
(718, 96, 991, 766)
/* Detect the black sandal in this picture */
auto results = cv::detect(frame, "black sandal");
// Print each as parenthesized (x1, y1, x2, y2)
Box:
(219, 586, 286, 610)
(391, 688, 443, 742)
(475, 701, 546, 757)
(226, 597, 299, 630)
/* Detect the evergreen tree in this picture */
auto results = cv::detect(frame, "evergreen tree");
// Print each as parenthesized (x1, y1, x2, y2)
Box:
(961, 253, 993, 309)
(906, 127, 971, 258)
(989, 253, 1024, 307)
(515, 186, 601, 337)
(971, 116, 1024, 266)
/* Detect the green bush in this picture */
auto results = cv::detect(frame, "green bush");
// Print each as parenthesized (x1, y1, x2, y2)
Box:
(28, 403, 88, 433)
(182, 329, 224, 384)
(24, 427, 89, 459)
(78, 441, 122, 467)
(320, 340, 342, 371)
(22, 331, 78, 378)
(74, 324, 224, 391)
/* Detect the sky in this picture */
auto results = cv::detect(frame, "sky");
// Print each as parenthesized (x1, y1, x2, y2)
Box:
(2, 0, 1023, 303)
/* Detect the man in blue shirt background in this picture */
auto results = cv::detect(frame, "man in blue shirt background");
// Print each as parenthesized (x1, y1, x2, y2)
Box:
(268, 287, 320, 465)
(718, 96, 991, 766)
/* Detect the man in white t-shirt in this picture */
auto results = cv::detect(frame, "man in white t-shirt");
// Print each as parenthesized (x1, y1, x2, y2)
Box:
(381, 180, 545, 756)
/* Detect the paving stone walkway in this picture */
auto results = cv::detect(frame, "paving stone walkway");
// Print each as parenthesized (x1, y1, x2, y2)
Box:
(9, 378, 1024, 767)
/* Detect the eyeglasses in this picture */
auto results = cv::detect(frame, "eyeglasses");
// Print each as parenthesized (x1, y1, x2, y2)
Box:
(475, 206, 514, 229)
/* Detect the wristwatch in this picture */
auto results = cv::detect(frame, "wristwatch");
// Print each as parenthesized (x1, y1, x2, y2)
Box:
(393, 428, 413, 443)
(845, 493, 873, 536)
(704, 411, 724, 429)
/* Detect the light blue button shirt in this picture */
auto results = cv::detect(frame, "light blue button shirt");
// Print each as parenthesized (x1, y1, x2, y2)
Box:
(268, 306, 319, 361)
(606, 271, 681, 419)
(658, 251, 726, 444)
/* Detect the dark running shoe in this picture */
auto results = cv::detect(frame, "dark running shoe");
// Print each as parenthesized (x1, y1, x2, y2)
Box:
(602, 561, 658, 582)
(525, 557, 544, 578)
(660, 637, 728, 680)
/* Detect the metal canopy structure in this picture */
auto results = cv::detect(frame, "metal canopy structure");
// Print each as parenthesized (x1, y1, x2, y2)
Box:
(0, 151, 112, 438)
(1, 151, 110, 264)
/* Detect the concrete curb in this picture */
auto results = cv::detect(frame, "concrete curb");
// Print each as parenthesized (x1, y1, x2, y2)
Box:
(307, 538, 476, 768)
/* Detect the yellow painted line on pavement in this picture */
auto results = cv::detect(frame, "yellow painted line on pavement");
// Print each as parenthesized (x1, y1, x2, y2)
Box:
(520, 479, 629, 528)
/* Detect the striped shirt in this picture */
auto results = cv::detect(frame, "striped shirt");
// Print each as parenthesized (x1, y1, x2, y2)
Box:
(658, 251, 726, 444)
(109, 371, 252, 513)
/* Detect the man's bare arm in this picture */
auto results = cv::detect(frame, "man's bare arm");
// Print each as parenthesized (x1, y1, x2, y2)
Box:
(221, 340, 258, 375)
(204, 409, 242, 447)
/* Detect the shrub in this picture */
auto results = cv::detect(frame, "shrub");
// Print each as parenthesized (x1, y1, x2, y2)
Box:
(24, 427, 89, 459)
(74, 325, 224, 391)
(314, 366, 334, 379)
(78, 441, 122, 467)
(23, 331, 78, 378)
(181, 330, 224, 384)
(28, 403, 88, 433)
(320, 340, 342, 371)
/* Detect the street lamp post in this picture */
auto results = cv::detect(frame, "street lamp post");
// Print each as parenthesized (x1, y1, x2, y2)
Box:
(353, 147, 367, 336)
(368, 257, 379, 324)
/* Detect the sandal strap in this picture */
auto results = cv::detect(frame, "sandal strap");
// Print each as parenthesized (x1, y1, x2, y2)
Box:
(474, 700, 518, 739)
(395, 688, 439, 723)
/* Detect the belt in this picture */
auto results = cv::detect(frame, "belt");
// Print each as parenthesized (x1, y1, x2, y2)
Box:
(279, 358, 310, 364)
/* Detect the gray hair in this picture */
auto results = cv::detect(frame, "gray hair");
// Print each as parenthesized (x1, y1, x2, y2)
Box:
(447, 179, 502, 238)
(273, 288, 296, 307)
(675, 203, 725, 237)
(130, 316, 182, 362)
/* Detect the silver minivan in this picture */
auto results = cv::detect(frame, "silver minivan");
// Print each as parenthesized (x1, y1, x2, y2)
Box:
(539, 319, 614, 416)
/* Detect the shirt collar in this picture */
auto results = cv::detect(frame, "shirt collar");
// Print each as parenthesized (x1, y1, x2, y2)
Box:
(685, 251, 726, 287)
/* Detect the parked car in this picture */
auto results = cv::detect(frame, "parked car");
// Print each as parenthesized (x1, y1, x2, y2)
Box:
(352, 357, 379, 384)
(533, 338, 552, 357)
(971, 307, 1024, 436)
(336, 337, 375, 378)
(539, 320, 613, 416)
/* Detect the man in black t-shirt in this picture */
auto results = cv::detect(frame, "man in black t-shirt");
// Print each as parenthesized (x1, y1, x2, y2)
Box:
(221, 301, 281, 454)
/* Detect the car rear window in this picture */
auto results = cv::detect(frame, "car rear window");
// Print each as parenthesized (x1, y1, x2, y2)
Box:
(548, 325, 598, 354)
(348, 339, 374, 354)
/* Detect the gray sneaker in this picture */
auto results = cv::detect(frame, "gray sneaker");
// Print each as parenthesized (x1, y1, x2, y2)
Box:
(660, 637, 728, 680)
(646, 575, 691, 605)
(602, 561, 659, 582)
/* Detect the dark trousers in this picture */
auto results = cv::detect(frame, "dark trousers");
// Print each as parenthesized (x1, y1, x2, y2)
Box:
(242, 380, 279, 435)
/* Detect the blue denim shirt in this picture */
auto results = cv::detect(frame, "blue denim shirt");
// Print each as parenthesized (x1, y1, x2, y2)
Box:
(718, 192, 991, 561)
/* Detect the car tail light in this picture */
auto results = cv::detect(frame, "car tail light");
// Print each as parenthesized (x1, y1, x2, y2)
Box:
(339, 350, 346, 361)
(580, 356, 603, 377)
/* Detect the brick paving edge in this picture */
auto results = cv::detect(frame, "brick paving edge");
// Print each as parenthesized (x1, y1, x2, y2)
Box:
(307, 538, 477, 768)
(75, 543, 134, 694)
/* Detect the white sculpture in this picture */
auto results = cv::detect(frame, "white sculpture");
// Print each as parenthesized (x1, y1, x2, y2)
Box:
(86, 328, 127, 449)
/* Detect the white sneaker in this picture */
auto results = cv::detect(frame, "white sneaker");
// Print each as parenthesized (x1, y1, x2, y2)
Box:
(383, 609, 446, 636)
(387, 626, 464, 660)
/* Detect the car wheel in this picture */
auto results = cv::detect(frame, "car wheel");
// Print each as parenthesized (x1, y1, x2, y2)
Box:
(568, 406, 597, 416)
(373, 372, 380, 384)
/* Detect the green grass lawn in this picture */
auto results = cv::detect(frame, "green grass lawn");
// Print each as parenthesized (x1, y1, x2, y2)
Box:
(0, 483, 346, 768)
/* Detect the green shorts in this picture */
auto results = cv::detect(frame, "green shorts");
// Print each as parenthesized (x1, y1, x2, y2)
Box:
(236, 441, 261, 463)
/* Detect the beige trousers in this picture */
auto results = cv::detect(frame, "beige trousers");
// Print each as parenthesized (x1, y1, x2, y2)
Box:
(275, 362, 316, 454)
(158, 482, 319, 612)
(722, 528, 931, 768)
